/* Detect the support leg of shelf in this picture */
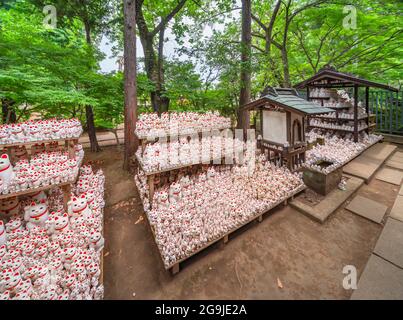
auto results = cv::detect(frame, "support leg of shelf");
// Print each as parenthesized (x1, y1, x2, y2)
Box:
(141, 139, 146, 156)
(148, 174, 155, 209)
(171, 263, 180, 275)
(62, 184, 71, 212)
(67, 140, 76, 159)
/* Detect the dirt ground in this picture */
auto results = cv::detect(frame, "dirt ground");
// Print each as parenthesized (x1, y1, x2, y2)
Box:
(84, 145, 401, 300)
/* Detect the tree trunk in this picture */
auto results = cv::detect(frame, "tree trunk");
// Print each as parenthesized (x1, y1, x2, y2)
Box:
(281, 6, 291, 88)
(136, 0, 186, 114)
(142, 34, 169, 114)
(85, 105, 101, 152)
(123, 0, 139, 171)
(156, 26, 170, 114)
(1, 99, 16, 124)
(84, 20, 92, 44)
(83, 19, 100, 152)
(281, 46, 291, 87)
(238, 0, 252, 132)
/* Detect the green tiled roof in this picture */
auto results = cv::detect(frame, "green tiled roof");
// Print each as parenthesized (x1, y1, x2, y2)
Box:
(262, 93, 333, 114)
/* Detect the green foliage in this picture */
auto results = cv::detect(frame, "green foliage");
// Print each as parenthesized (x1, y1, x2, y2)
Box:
(1, 0, 401, 129)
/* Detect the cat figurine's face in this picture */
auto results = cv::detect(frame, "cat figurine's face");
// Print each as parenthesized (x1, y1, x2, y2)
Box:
(0, 154, 11, 171)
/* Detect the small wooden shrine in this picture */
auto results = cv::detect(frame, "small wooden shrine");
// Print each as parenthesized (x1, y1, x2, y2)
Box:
(241, 87, 332, 171)
(294, 65, 398, 142)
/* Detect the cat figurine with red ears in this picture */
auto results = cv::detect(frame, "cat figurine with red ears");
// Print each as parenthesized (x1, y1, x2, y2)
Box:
(68, 194, 93, 221)
(88, 231, 104, 253)
(0, 154, 15, 186)
(24, 200, 49, 230)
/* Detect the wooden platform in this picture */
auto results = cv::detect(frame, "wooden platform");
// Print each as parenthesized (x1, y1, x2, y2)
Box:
(144, 185, 306, 275)
(343, 143, 397, 183)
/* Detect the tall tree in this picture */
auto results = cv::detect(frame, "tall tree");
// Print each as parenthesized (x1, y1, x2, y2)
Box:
(123, 0, 138, 170)
(29, 0, 115, 152)
(238, 0, 251, 130)
(135, 0, 187, 113)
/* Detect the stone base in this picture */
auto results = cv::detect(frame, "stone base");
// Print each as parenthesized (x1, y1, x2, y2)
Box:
(303, 166, 342, 196)
(290, 175, 364, 223)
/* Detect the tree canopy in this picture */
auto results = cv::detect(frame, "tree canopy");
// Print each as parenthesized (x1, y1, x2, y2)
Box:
(0, 0, 401, 126)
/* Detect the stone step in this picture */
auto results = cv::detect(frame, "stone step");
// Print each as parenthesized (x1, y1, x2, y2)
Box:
(343, 143, 397, 183)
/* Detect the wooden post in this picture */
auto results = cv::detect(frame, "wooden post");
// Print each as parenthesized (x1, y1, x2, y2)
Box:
(365, 87, 370, 131)
(67, 140, 76, 159)
(62, 184, 71, 212)
(141, 139, 146, 156)
(353, 85, 358, 142)
(306, 87, 310, 101)
(148, 174, 155, 208)
(286, 111, 291, 169)
(171, 263, 180, 275)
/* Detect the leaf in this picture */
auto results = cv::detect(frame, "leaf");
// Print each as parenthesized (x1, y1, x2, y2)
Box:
(135, 215, 144, 224)
(277, 277, 283, 289)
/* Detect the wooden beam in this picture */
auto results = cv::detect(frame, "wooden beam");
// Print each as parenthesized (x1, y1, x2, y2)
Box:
(365, 87, 370, 129)
(354, 85, 358, 142)
(148, 174, 155, 208)
(67, 139, 76, 159)
(61, 183, 71, 212)
(286, 111, 291, 145)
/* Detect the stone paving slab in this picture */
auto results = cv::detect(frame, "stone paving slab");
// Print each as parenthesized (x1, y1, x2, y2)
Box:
(390, 195, 403, 222)
(290, 176, 364, 223)
(345, 195, 388, 224)
(351, 254, 403, 300)
(373, 218, 403, 268)
(390, 152, 403, 161)
(376, 168, 403, 185)
(386, 159, 403, 170)
(343, 143, 397, 183)
(385, 151, 403, 170)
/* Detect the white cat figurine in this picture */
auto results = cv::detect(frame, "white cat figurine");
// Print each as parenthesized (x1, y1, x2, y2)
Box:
(68, 194, 93, 221)
(0, 154, 15, 186)
(88, 231, 104, 253)
(24, 200, 49, 230)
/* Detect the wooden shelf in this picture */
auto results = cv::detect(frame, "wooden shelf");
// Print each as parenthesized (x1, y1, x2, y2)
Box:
(326, 105, 351, 110)
(0, 178, 76, 200)
(135, 125, 232, 141)
(309, 115, 369, 122)
(0, 136, 80, 148)
(307, 125, 370, 133)
(135, 153, 233, 176)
